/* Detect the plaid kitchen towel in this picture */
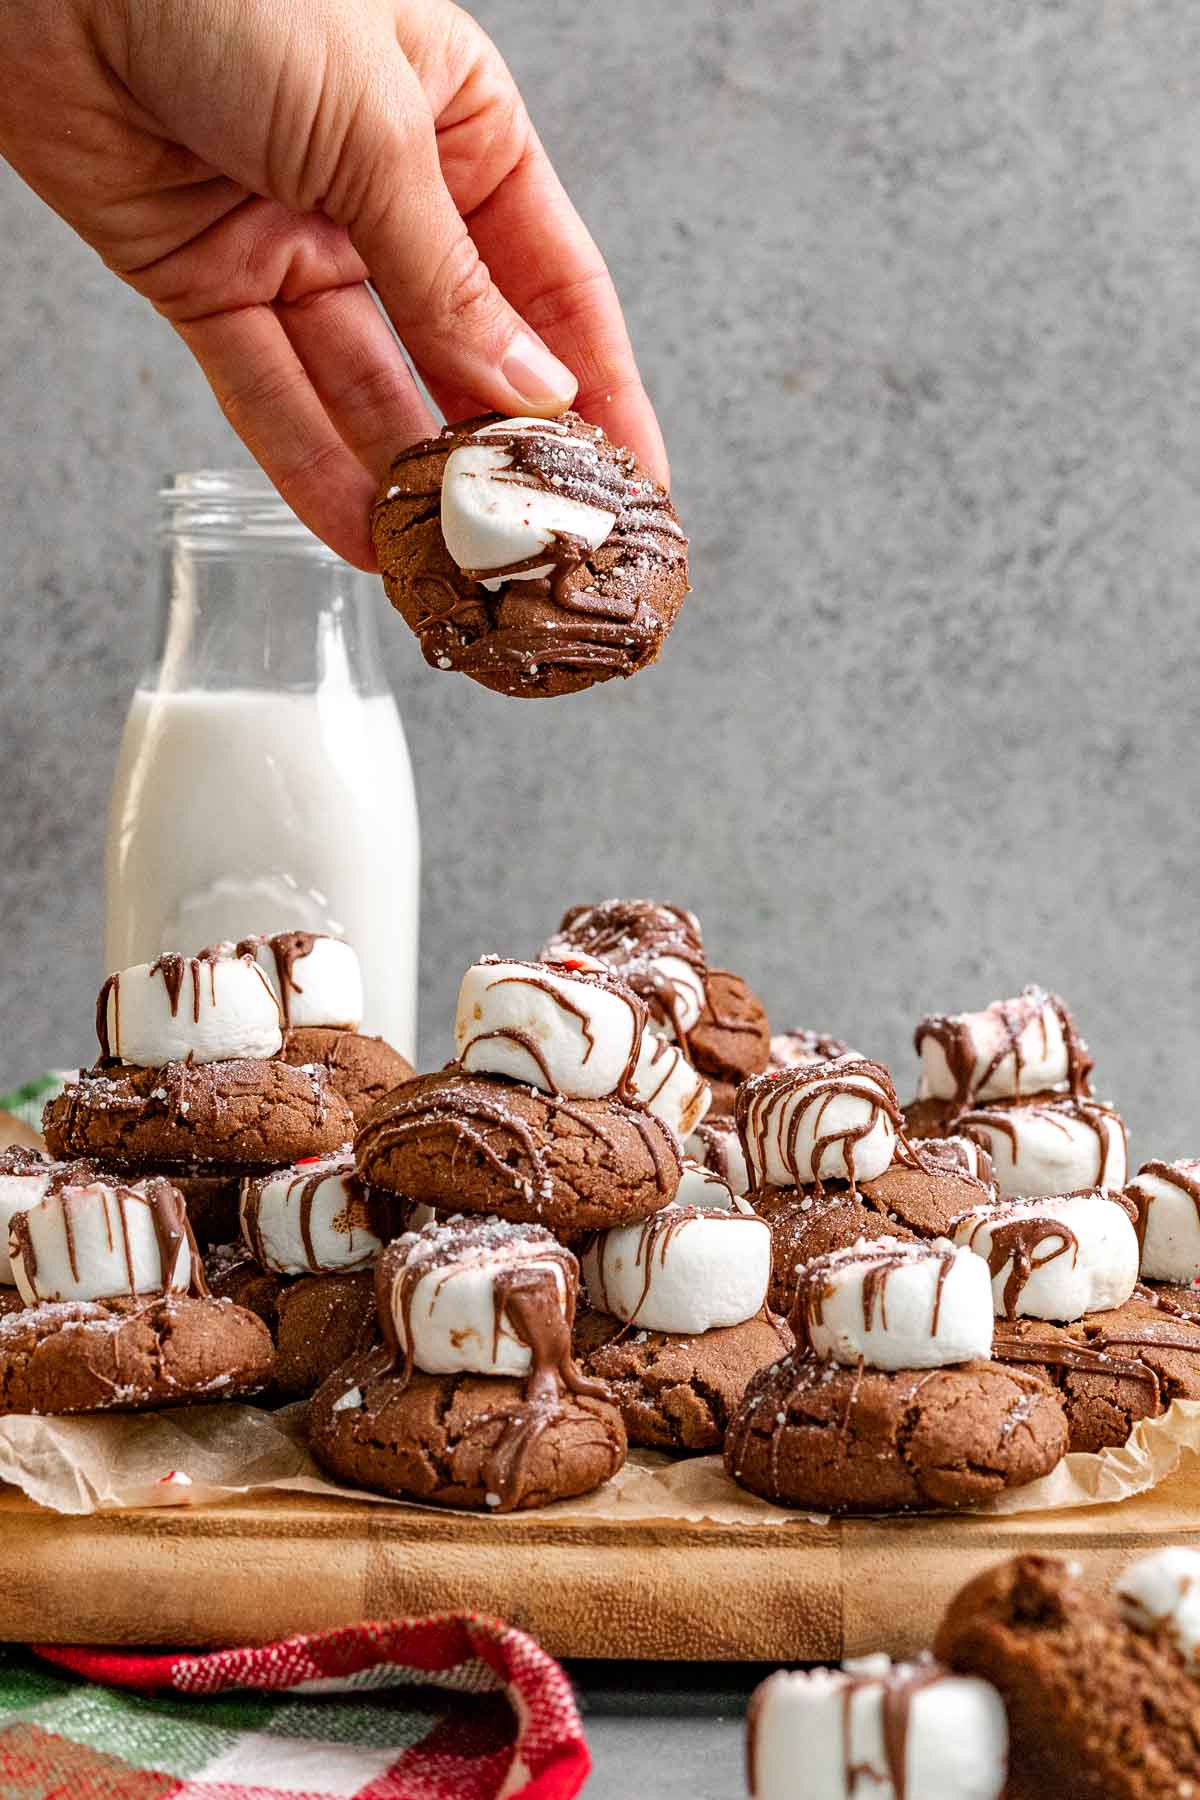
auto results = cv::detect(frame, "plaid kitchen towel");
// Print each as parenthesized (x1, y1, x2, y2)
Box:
(0, 1613, 590, 1798)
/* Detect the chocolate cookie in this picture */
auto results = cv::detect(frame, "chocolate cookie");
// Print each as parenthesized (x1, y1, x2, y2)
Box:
(750, 1185, 918, 1314)
(356, 1071, 681, 1232)
(43, 1060, 353, 1172)
(309, 1357, 626, 1509)
(686, 969, 771, 1084)
(207, 1246, 378, 1401)
(573, 1305, 793, 1452)
(281, 1028, 415, 1123)
(992, 1298, 1200, 1453)
(1139, 1278, 1200, 1322)
(858, 1155, 992, 1240)
(372, 412, 689, 699)
(902, 1095, 961, 1139)
(935, 1554, 1200, 1800)
(0, 1294, 274, 1414)
(725, 1355, 1068, 1513)
(704, 1077, 741, 1120)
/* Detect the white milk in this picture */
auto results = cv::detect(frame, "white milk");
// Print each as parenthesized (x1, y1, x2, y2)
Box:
(104, 687, 419, 1060)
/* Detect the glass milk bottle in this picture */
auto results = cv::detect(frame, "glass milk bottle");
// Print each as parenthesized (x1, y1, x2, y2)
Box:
(104, 470, 419, 1060)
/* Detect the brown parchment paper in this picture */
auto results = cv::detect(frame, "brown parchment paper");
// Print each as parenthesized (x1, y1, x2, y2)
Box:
(1, 1396, 1199, 1521)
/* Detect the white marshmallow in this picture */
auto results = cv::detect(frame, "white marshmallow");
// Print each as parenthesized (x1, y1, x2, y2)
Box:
(0, 1159, 54, 1284)
(675, 1156, 748, 1212)
(952, 1192, 1139, 1321)
(738, 1057, 899, 1190)
(455, 959, 643, 1100)
(632, 1033, 710, 1137)
(685, 1118, 751, 1196)
(241, 1151, 386, 1276)
(960, 1099, 1127, 1198)
(243, 933, 364, 1030)
(540, 920, 707, 1042)
(1125, 1160, 1200, 1283)
(12, 1178, 192, 1304)
(792, 1238, 994, 1371)
(769, 1030, 857, 1068)
(100, 955, 282, 1065)
(916, 987, 1079, 1105)
(747, 1656, 1007, 1800)
(913, 1134, 996, 1190)
(1115, 1549, 1200, 1674)
(380, 1217, 578, 1378)
(441, 418, 618, 588)
(582, 1204, 770, 1333)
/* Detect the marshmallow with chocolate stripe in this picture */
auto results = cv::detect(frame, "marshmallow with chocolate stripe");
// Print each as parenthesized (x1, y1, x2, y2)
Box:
(913, 1134, 996, 1190)
(98, 954, 282, 1065)
(441, 417, 620, 589)
(674, 1157, 750, 1212)
(951, 1191, 1139, 1320)
(0, 1148, 56, 1284)
(737, 1056, 901, 1191)
(790, 1238, 994, 1371)
(1125, 1160, 1200, 1284)
(1115, 1549, 1200, 1674)
(685, 1117, 751, 1196)
(632, 1032, 710, 1137)
(582, 1203, 770, 1333)
(747, 1655, 1008, 1800)
(960, 1097, 1127, 1198)
(239, 932, 364, 1030)
(240, 1150, 394, 1276)
(768, 1029, 858, 1069)
(455, 958, 645, 1100)
(915, 986, 1088, 1107)
(11, 1175, 194, 1304)
(376, 1216, 580, 1377)
(541, 899, 708, 1042)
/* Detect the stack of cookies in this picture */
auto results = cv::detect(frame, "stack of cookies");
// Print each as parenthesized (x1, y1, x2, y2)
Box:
(745, 1547, 1200, 1798)
(725, 1235, 1068, 1513)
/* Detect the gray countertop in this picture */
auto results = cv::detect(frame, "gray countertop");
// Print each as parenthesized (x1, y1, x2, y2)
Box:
(567, 1663, 766, 1798)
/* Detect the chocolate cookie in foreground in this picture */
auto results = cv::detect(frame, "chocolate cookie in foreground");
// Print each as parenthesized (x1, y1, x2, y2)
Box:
(372, 413, 689, 698)
(935, 1553, 1200, 1800)
(356, 1070, 680, 1232)
(0, 1294, 273, 1414)
(43, 1058, 353, 1172)
(281, 1028, 415, 1122)
(574, 1306, 792, 1452)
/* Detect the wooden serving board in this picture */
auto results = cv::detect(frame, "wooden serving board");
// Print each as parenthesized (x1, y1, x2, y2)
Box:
(2, 1462, 1198, 1660)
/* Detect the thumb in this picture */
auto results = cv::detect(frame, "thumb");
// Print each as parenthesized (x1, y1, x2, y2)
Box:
(345, 64, 577, 419)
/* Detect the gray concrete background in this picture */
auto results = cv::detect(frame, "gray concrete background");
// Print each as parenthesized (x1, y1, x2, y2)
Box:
(3, 1, 1200, 1157)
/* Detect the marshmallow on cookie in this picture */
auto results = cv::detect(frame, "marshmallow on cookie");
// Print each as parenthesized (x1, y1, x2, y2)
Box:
(235, 932, 364, 1030)
(915, 986, 1090, 1112)
(790, 1238, 995, 1370)
(582, 1203, 770, 1334)
(951, 1191, 1139, 1320)
(959, 1098, 1127, 1198)
(0, 1147, 60, 1284)
(98, 953, 282, 1065)
(737, 1056, 901, 1192)
(1115, 1549, 1200, 1674)
(375, 1216, 584, 1378)
(542, 899, 708, 1043)
(1125, 1160, 1200, 1284)
(11, 1174, 197, 1304)
(686, 1117, 751, 1196)
(747, 1655, 1008, 1800)
(674, 1157, 748, 1212)
(240, 1150, 396, 1277)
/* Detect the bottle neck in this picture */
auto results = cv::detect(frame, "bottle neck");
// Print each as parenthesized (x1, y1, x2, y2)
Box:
(146, 471, 389, 696)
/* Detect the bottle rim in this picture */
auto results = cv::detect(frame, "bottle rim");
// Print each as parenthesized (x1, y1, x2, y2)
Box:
(158, 468, 340, 555)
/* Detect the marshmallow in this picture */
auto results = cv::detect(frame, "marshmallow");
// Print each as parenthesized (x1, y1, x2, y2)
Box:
(737, 1056, 900, 1191)
(98, 954, 282, 1065)
(455, 958, 644, 1100)
(913, 1134, 996, 1190)
(1115, 1549, 1200, 1674)
(0, 1148, 56, 1284)
(675, 1156, 750, 1212)
(791, 1238, 995, 1371)
(747, 1655, 1008, 1800)
(951, 1191, 1139, 1320)
(378, 1216, 580, 1378)
(632, 1033, 710, 1137)
(11, 1176, 194, 1304)
(1125, 1160, 1200, 1283)
(542, 899, 708, 1042)
(915, 986, 1088, 1107)
(239, 932, 364, 1031)
(685, 1118, 751, 1196)
(769, 1029, 857, 1069)
(960, 1098, 1127, 1198)
(582, 1203, 770, 1333)
(441, 418, 619, 588)
(241, 1150, 390, 1276)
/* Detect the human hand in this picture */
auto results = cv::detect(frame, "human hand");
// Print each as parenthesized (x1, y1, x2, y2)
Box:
(0, 0, 668, 566)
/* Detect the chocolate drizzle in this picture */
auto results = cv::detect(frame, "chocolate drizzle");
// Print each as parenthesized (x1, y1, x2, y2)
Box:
(10, 1173, 207, 1300)
(914, 987, 1093, 1119)
(235, 932, 322, 1028)
(960, 1206, 1080, 1318)
(548, 900, 707, 1045)
(735, 1057, 904, 1197)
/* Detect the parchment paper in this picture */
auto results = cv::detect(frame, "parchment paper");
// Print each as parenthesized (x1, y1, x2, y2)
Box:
(1, 1395, 1198, 1521)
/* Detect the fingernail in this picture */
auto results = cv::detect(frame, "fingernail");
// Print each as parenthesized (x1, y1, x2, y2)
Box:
(501, 331, 577, 409)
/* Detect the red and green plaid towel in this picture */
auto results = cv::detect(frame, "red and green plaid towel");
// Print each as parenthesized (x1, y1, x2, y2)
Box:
(0, 1614, 589, 1798)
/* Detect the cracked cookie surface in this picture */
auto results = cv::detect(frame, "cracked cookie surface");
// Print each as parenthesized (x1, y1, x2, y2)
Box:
(280, 1027, 415, 1123)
